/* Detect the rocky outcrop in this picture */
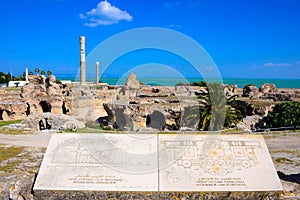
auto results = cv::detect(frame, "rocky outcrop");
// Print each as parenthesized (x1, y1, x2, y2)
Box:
(137, 86, 174, 97)
(0, 102, 28, 120)
(20, 74, 72, 117)
(243, 83, 294, 102)
(242, 85, 261, 98)
(0, 73, 73, 123)
(0, 88, 29, 120)
(237, 115, 262, 132)
(224, 84, 239, 97)
(125, 73, 140, 89)
(260, 83, 277, 94)
(2, 72, 300, 134)
(261, 92, 293, 101)
(22, 112, 85, 132)
(71, 84, 116, 121)
(0, 174, 34, 200)
(104, 99, 191, 131)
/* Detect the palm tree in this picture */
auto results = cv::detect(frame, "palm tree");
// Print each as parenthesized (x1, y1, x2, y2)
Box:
(35, 68, 40, 76)
(29, 71, 33, 75)
(224, 106, 243, 128)
(206, 83, 227, 131)
(186, 83, 242, 131)
(41, 70, 45, 75)
(47, 70, 52, 76)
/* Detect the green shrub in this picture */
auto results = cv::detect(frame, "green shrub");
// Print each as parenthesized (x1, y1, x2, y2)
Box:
(191, 81, 207, 87)
(175, 82, 190, 86)
(0, 72, 11, 83)
(265, 101, 300, 129)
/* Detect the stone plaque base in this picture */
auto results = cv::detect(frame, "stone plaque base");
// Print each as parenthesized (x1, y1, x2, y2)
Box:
(33, 190, 281, 200)
(33, 133, 282, 199)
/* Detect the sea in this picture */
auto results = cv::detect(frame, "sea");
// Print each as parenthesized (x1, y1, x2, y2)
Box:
(57, 77, 300, 88)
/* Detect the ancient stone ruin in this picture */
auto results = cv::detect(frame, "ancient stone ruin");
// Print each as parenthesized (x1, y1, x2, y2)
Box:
(0, 73, 75, 131)
(1, 35, 299, 132)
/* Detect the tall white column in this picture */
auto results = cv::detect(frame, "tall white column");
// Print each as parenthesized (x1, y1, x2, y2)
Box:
(96, 62, 99, 85)
(25, 67, 29, 83)
(80, 36, 86, 85)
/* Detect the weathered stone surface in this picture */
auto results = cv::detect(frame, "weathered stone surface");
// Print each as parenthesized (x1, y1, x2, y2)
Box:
(71, 84, 113, 121)
(242, 85, 261, 98)
(46, 75, 56, 87)
(0, 102, 28, 120)
(237, 115, 262, 132)
(28, 75, 39, 85)
(33, 191, 281, 200)
(104, 102, 184, 131)
(261, 92, 293, 101)
(33, 133, 282, 199)
(21, 84, 48, 98)
(2, 71, 300, 134)
(224, 84, 239, 97)
(0, 174, 34, 200)
(280, 180, 300, 198)
(137, 86, 174, 97)
(22, 113, 85, 132)
(37, 74, 46, 85)
(260, 83, 277, 94)
(159, 134, 282, 192)
(34, 133, 158, 191)
(125, 73, 140, 89)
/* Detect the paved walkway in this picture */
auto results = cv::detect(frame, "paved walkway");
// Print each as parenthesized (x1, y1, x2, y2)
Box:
(0, 131, 52, 147)
(0, 131, 299, 150)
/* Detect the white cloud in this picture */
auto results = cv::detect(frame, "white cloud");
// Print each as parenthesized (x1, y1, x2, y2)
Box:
(263, 62, 291, 67)
(80, 1, 133, 27)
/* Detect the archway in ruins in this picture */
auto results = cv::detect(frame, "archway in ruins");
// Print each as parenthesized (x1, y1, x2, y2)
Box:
(0, 110, 10, 120)
(26, 103, 30, 116)
(62, 101, 68, 114)
(0, 110, 3, 120)
(146, 111, 166, 130)
(40, 101, 52, 113)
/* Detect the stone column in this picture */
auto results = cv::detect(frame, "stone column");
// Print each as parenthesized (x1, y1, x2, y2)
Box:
(25, 67, 29, 83)
(80, 36, 86, 85)
(96, 62, 99, 85)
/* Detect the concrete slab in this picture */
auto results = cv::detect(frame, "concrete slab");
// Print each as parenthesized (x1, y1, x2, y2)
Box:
(159, 134, 283, 191)
(33, 133, 158, 191)
(34, 133, 282, 194)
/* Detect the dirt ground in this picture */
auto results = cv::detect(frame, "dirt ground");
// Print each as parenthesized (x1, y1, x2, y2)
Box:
(0, 131, 299, 199)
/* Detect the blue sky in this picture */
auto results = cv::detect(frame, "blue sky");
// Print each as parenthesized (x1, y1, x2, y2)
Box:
(1, 0, 300, 79)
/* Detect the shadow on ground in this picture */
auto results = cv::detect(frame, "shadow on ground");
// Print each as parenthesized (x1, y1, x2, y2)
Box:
(278, 171, 300, 184)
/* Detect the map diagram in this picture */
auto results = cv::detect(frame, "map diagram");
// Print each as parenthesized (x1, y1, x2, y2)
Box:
(49, 134, 157, 173)
(159, 136, 262, 176)
(35, 134, 282, 192)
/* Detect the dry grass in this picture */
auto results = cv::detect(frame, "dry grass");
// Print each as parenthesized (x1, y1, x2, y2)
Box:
(4, 87, 22, 91)
(0, 145, 45, 174)
(64, 127, 120, 134)
(0, 128, 31, 135)
(275, 157, 294, 164)
(0, 146, 24, 163)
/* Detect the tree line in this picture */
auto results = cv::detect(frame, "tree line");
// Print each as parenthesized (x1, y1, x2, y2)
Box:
(0, 68, 52, 83)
